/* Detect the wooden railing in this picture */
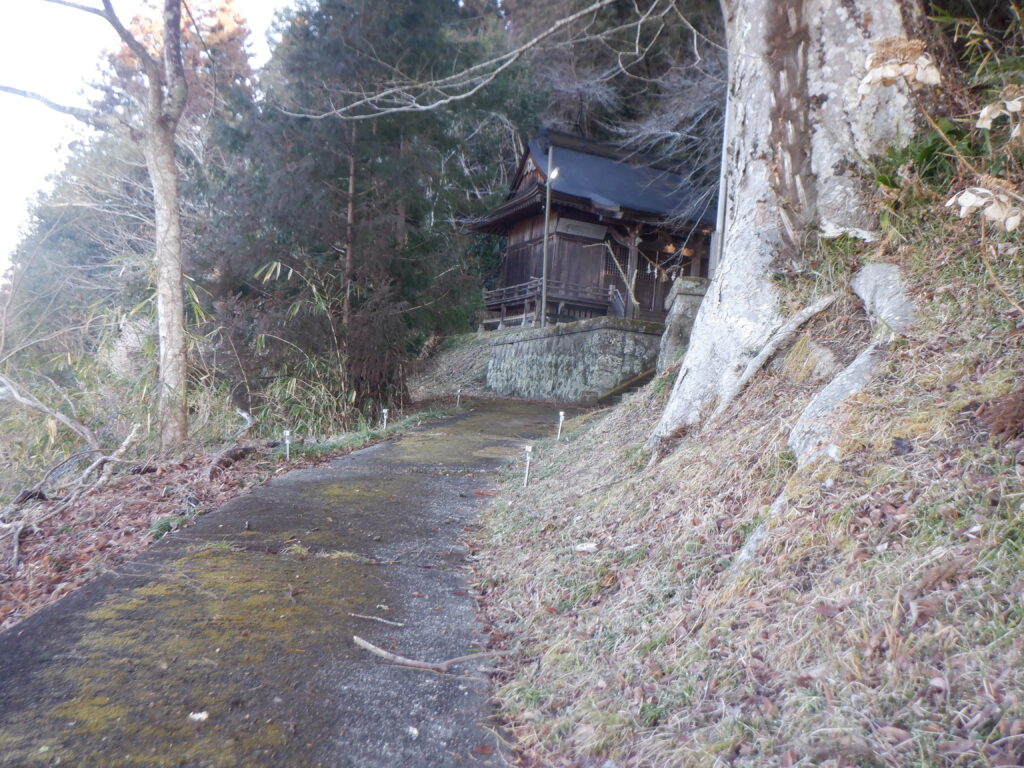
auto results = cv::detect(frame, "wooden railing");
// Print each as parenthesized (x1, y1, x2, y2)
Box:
(481, 278, 667, 329)
(484, 278, 612, 309)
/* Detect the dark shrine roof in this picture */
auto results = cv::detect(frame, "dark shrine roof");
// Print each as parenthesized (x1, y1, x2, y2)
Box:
(468, 132, 716, 234)
(529, 137, 712, 221)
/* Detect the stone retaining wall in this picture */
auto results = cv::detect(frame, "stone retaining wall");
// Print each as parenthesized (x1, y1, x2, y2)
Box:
(486, 316, 664, 402)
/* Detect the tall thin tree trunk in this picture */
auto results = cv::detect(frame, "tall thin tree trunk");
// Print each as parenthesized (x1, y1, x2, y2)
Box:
(396, 136, 407, 248)
(145, 123, 188, 446)
(650, 0, 924, 446)
(343, 122, 357, 328)
(0, 0, 190, 446)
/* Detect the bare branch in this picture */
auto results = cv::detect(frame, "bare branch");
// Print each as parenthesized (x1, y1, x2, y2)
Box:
(0, 373, 101, 450)
(41, 0, 106, 17)
(98, 0, 160, 74)
(0, 85, 102, 125)
(280, 0, 622, 120)
(352, 635, 505, 673)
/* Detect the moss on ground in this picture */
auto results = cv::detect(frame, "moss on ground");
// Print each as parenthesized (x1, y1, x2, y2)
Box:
(0, 548, 386, 766)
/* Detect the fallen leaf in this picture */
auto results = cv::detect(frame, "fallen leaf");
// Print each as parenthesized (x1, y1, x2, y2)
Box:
(909, 596, 943, 627)
(876, 726, 912, 745)
(815, 601, 842, 619)
(919, 558, 970, 591)
(472, 744, 493, 755)
(938, 739, 980, 755)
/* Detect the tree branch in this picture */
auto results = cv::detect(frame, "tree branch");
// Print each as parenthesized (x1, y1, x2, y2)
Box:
(280, 0, 621, 120)
(0, 373, 101, 450)
(98, 0, 161, 74)
(352, 635, 505, 673)
(0, 85, 101, 125)
(41, 0, 106, 18)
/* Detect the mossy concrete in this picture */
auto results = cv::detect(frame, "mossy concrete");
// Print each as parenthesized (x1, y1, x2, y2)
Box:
(0, 401, 559, 767)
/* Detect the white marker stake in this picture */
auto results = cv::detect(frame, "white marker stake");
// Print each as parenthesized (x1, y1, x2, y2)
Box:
(382, 408, 389, 431)
(523, 446, 533, 488)
(557, 411, 565, 441)
(283, 429, 291, 461)
(456, 388, 462, 408)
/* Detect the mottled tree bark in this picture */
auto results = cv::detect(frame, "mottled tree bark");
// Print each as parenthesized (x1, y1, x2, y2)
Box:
(145, 123, 187, 446)
(143, 0, 189, 446)
(343, 123, 357, 329)
(649, 0, 924, 447)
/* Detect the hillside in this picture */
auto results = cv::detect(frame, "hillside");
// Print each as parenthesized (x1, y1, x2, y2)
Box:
(408, 332, 497, 403)
(471, 197, 1024, 766)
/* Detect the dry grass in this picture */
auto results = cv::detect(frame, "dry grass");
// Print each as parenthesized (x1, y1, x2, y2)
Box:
(407, 331, 497, 403)
(474, 203, 1024, 767)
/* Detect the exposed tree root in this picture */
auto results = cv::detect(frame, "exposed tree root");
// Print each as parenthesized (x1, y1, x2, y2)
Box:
(709, 294, 838, 422)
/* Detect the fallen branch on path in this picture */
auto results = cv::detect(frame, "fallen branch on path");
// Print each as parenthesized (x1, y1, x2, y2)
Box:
(349, 612, 406, 627)
(352, 635, 506, 673)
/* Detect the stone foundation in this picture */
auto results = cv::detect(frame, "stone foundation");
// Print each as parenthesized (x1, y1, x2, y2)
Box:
(657, 277, 708, 372)
(486, 316, 664, 402)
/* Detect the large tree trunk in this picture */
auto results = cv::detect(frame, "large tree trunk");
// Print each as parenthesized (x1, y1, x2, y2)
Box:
(650, 0, 925, 446)
(145, 123, 188, 447)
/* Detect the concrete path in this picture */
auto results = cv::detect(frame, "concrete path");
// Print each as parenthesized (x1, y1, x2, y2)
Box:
(0, 402, 557, 767)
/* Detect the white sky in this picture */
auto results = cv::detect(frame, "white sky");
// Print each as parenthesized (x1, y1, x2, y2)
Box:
(0, 0, 292, 272)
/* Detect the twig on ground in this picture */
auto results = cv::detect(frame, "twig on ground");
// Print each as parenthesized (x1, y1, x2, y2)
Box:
(13, 424, 143, 529)
(352, 635, 505, 673)
(92, 424, 141, 492)
(348, 612, 406, 627)
(980, 221, 1024, 314)
(6, 523, 24, 573)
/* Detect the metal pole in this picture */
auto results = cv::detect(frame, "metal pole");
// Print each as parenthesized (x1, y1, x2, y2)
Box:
(283, 429, 291, 461)
(382, 408, 389, 431)
(557, 411, 565, 441)
(523, 445, 533, 487)
(540, 145, 554, 328)
(710, 69, 731, 279)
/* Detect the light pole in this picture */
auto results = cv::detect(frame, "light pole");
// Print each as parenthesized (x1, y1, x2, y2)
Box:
(540, 147, 559, 328)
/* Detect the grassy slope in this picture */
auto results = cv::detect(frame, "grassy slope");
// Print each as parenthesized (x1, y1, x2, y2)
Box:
(408, 332, 495, 403)
(474, 198, 1024, 766)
